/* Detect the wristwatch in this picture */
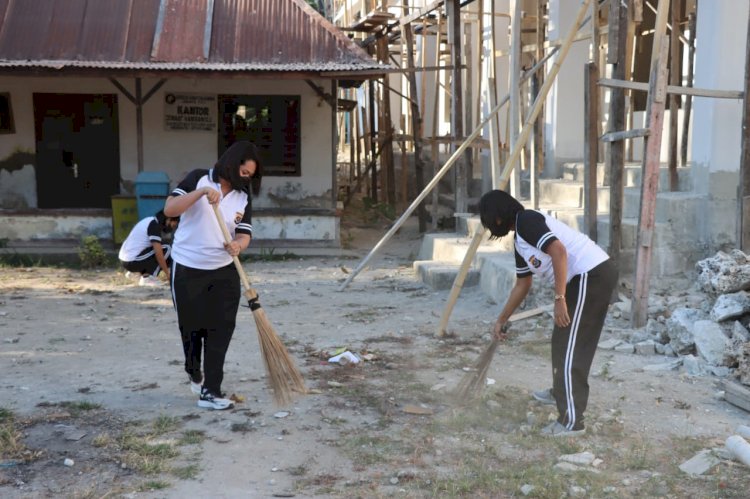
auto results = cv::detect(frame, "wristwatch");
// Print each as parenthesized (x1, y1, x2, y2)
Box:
(554, 294, 565, 301)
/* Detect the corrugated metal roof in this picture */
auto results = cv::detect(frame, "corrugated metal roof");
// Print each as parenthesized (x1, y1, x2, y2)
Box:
(0, 0, 385, 73)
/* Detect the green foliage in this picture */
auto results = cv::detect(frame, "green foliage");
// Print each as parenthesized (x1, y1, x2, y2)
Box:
(78, 235, 109, 268)
(362, 197, 396, 222)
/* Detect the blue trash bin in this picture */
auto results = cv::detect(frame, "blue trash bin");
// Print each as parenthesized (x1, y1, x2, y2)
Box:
(135, 171, 171, 219)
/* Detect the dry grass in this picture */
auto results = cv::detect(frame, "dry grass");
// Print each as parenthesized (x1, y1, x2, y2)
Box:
(254, 306, 307, 406)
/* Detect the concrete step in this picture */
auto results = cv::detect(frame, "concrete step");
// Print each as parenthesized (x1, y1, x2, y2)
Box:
(562, 162, 693, 191)
(622, 188, 703, 226)
(413, 260, 480, 290)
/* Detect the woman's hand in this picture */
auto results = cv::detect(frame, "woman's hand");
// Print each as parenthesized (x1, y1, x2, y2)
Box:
(554, 297, 571, 328)
(202, 187, 220, 205)
(493, 317, 510, 341)
(224, 240, 241, 257)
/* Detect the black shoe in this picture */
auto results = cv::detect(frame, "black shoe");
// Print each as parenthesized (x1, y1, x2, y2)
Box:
(198, 387, 233, 410)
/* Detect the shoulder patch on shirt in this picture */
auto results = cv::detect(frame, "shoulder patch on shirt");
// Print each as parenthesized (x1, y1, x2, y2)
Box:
(529, 255, 542, 268)
(234, 212, 243, 224)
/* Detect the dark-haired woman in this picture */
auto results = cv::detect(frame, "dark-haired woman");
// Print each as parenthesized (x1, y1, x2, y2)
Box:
(479, 189, 616, 437)
(164, 141, 262, 410)
(118, 209, 179, 286)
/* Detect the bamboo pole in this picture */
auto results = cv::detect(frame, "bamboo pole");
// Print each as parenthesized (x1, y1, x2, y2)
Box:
(431, 11, 443, 230)
(741, 5, 750, 250)
(488, 77, 501, 188)
(509, 0, 522, 198)
(436, 0, 593, 336)
(680, 11, 696, 168)
(631, 0, 670, 329)
(667, 0, 682, 190)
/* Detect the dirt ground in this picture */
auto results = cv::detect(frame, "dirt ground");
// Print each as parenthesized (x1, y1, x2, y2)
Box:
(1, 212, 750, 498)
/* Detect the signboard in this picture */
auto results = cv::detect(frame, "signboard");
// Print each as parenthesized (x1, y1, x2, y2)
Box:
(164, 93, 216, 131)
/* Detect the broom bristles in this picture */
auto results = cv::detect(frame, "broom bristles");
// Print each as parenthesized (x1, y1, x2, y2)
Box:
(252, 307, 306, 406)
(453, 339, 500, 402)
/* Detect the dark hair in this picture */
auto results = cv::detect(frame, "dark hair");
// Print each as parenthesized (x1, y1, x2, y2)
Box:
(212, 140, 263, 195)
(155, 210, 179, 233)
(478, 189, 525, 239)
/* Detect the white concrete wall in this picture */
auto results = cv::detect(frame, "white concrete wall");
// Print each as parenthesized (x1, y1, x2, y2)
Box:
(544, 0, 588, 176)
(689, 0, 748, 250)
(0, 75, 334, 210)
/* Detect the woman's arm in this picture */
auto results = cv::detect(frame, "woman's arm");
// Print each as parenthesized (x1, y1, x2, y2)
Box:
(494, 275, 532, 338)
(164, 187, 220, 217)
(151, 241, 171, 278)
(546, 239, 570, 328)
(223, 233, 251, 257)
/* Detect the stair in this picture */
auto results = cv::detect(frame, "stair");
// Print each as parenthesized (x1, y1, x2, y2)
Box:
(415, 161, 702, 299)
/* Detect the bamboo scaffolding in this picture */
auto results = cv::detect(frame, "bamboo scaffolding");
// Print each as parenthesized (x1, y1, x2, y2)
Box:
(436, 0, 593, 337)
(338, 45, 561, 292)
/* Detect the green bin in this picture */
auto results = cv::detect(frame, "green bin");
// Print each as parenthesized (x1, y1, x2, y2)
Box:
(111, 195, 139, 245)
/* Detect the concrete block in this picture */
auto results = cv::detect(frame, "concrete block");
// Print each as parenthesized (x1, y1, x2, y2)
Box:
(413, 261, 479, 290)
(634, 340, 656, 355)
(615, 343, 635, 354)
(539, 180, 583, 207)
(476, 253, 518, 305)
(679, 450, 720, 476)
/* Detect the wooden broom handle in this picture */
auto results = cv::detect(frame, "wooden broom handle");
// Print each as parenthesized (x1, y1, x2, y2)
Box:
(211, 203, 258, 301)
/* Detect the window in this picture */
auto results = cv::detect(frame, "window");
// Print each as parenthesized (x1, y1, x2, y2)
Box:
(0, 93, 15, 134)
(219, 95, 301, 176)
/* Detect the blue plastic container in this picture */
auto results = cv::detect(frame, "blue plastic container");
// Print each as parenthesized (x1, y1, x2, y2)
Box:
(135, 171, 171, 219)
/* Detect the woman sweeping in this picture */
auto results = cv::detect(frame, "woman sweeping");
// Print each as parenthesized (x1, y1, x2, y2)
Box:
(164, 141, 262, 410)
(479, 189, 616, 436)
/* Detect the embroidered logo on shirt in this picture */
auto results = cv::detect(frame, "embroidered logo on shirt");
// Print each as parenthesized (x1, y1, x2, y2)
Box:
(529, 256, 542, 268)
(234, 212, 242, 224)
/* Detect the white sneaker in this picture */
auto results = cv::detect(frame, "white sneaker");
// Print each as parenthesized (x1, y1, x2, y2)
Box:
(198, 388, 233, 410)
(189, 374, 203, 395)
(138, 275, 161, 287)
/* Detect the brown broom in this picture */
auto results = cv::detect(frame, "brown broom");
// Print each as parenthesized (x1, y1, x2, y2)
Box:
(211, 204, 306, 406)
(453, 305, 554, 402)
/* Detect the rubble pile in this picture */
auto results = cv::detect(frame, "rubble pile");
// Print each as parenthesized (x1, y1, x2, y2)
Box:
(605, 250, 750, 385)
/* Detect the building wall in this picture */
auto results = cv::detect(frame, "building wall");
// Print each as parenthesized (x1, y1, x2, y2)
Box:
(690, 0, 748, 251)
(0, 75, 339, 243)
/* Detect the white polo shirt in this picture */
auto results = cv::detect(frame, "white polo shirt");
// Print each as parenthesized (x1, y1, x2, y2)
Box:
(170, 169, 253, 270)
(118, 216, 162, 262)
(514, 210, 608, 284)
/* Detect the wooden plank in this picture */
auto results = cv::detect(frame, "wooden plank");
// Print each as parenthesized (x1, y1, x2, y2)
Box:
(599, 78, 744, 100)
(400, 0, 444, 26)
(584, 62, 599, 241)
(607, 0, 621, 64)
(719, 379, 750, 413)
(404, 19, 428, 232)
(448, 0, 468, 213)
(509, 304, 553, 322)
(606, 0, 628, 282)
(632, 0, 670, 329)
(601, 128, 650, 142)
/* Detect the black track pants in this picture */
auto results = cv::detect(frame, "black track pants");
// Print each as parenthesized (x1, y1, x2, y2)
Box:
(122, 244, 172, 276)
(171, 262, 240, 395)
(551, 258, 617, 431)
